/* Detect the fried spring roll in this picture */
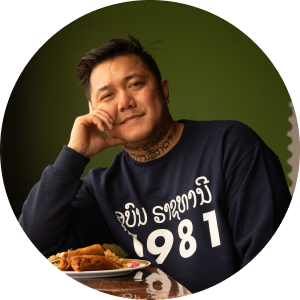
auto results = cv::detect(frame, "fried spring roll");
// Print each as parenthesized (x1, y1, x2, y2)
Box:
(71, 255, 115, 271)
(61, 244, 105, 271)
(60, 252, 70, 271)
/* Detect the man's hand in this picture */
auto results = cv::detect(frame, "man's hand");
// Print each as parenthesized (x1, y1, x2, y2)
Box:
(67, 102, 124, 157)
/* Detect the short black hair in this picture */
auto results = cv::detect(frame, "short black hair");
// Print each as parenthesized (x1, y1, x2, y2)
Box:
(76, 35, 162, 101)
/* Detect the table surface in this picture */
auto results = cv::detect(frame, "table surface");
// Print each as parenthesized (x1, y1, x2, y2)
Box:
(75, 265, 192, 299)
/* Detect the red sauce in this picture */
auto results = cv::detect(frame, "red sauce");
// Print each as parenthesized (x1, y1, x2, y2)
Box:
(124, 261, 141, 268)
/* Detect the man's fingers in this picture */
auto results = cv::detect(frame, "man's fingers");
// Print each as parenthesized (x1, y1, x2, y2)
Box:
(88, 102, 112, 125)
(90, 113, 112, 130)
(90, 110, 113, 129)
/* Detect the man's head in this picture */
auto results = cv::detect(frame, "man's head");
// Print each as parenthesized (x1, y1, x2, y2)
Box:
(75, 36, 172, 147)
(76, 35, 162, 102)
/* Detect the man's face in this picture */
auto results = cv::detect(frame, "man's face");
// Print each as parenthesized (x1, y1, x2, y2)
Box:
(89, 54, 170, 145)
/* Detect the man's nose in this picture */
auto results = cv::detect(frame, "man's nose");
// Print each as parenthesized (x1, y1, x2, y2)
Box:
(118, 92, 136, 112)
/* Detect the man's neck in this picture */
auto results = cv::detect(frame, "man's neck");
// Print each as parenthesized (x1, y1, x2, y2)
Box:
(123, 121, 184, 162)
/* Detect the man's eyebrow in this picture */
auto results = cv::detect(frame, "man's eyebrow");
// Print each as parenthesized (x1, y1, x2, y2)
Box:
(123, 73, 146, 81)
(95, 74, 146, 99)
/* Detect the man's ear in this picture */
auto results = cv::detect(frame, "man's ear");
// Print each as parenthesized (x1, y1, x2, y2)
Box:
(160, 79, 170, 103)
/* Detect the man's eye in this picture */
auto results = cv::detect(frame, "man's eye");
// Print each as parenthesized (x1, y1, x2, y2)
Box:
(102, 94, 112, 100)
(131, 82, 141, 87)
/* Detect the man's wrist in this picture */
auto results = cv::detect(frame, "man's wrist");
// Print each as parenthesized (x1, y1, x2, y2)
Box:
(53, 146, 90, 178)
(67, 143, 88, 157)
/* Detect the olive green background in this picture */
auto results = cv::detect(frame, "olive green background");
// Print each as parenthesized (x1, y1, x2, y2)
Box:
(1, 0, 293, 218)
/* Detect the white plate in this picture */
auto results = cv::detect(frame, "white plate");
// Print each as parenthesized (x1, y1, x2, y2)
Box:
(63, 259, 151, 279)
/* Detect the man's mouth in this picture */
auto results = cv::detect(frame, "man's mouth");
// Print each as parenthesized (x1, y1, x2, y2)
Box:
(122, 114, 144, 124)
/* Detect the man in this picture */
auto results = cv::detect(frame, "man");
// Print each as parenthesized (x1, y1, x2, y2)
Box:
(19, 35, 291, 293)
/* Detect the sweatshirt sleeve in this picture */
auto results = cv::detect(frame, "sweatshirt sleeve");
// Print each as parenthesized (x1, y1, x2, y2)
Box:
(224, 142, 291, 268)
(18, 146, 117, 258)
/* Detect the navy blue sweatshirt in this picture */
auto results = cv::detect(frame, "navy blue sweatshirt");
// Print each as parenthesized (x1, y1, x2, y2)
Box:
(19, 120, 291, 293)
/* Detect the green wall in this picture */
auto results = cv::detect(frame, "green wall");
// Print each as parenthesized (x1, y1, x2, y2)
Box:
(1, 1, 292, 218)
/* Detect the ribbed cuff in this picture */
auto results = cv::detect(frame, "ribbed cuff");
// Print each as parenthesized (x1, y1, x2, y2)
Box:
(53, 145, 90, 178)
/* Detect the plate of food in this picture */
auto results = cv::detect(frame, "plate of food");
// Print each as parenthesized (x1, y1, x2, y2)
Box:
(48, 244, 150, 278)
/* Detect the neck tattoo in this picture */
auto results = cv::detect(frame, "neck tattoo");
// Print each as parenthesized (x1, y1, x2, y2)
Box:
(126, 123, 177, 162)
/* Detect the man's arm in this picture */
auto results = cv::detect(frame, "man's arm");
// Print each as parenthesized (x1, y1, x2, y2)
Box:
(18, 146, 117, 258)
(225, 142, 291, 267)
(19, 104, 124, 257)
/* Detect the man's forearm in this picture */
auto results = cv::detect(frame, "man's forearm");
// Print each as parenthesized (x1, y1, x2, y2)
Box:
(19, 146, 90, 257)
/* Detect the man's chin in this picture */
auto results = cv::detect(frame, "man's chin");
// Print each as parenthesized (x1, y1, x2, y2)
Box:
(121, 131, 153, 147)
(113, 120, 160, 146)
